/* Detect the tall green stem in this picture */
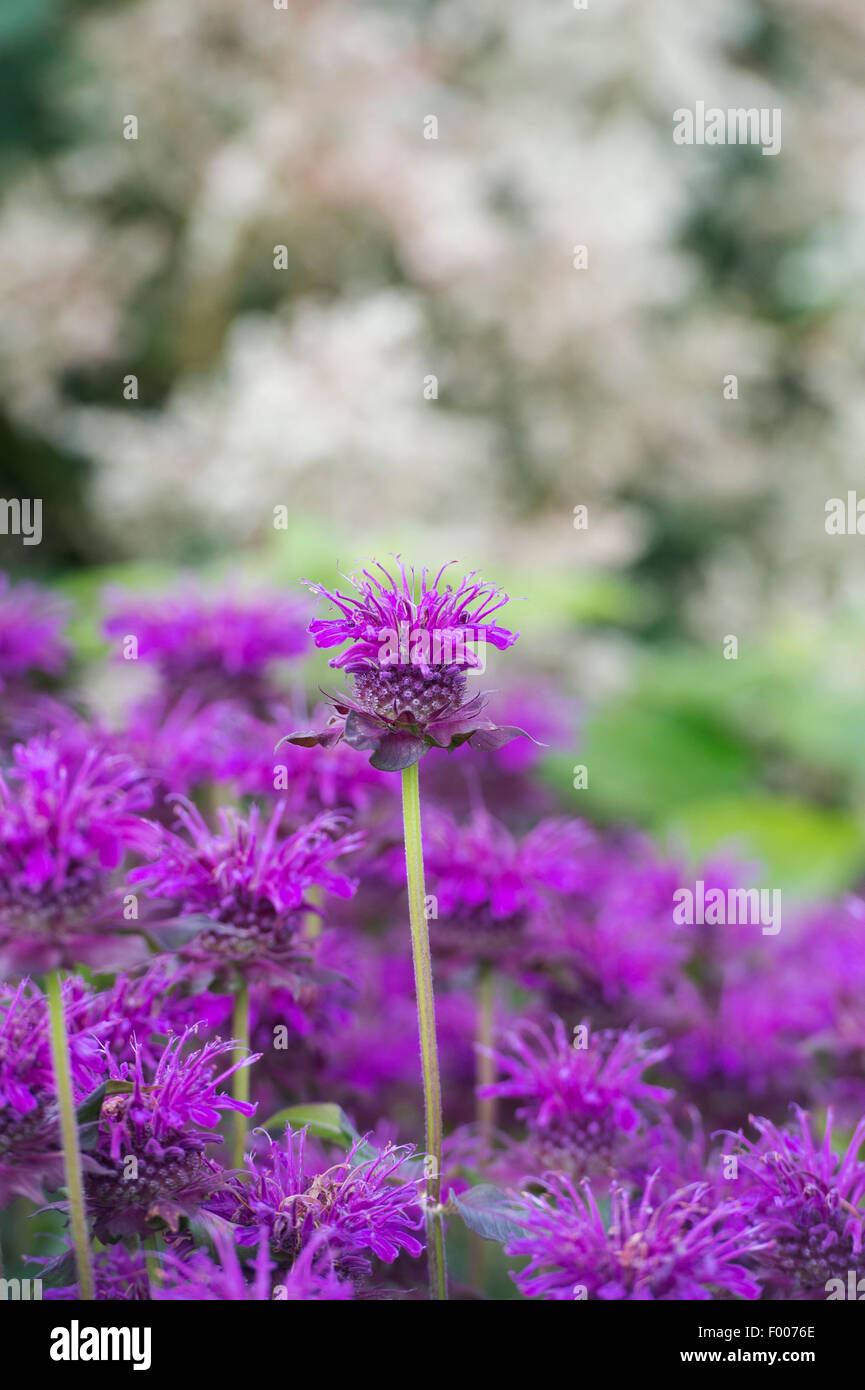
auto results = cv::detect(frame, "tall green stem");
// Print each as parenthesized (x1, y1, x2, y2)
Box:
(401, 761, 447, 1301)
(142, 1233, 162, 1297)
(46, 968, 94, 1301)
(231, 978, 251, 1170)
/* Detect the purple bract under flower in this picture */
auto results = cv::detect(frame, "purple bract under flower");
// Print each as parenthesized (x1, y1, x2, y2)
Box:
(283, 560, 531, 769)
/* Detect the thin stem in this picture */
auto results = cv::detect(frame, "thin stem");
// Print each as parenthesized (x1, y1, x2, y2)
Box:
(231, 978, 251, 1170)
(143, 1233, 162, 1296)
(469, 962, 497, 1290)
(475, 961, 497, 1141)
(401, 761, 447, 1302)
(304, 884, 323, 941)
(46, 968, 94, 1301)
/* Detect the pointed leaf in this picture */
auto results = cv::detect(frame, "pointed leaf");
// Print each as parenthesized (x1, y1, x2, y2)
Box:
(260, 1102, 358, 1146)
(451, 1185, 526, 1243)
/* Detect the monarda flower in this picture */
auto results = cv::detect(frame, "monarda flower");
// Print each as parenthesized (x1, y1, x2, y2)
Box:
(0, 733, 156, 976)
(0, 570, 70, 693)
(42, 1242, 150, 1301)
(322, 942, 477, 1130)
(84, 1030, 258, 1240)
(230, 702, 390, 821)
(130, 800, 362, 988)
(155, 1228, 353, 1302)
(0, 572, 77, 747)
(217, 1126, 424, 1281)
(71, 960, 188, 1072)
(507, 1172, 767, 1300)
(103, 582, 308, 710)
(0, 977, 102, 1202)
(119, 693, 257, 803)
(283, 559, 530, 770)
(480, 1018, 672, 1177)
(728, 1106, 865, 1299)
(535, 837, 695, 1022)
(413, 810, 595, 966)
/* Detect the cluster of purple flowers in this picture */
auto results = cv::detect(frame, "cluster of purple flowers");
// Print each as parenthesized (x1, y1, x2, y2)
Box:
(1, 562, 864, 1301)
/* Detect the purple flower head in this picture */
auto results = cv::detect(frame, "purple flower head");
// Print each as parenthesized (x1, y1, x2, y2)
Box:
(415, 810, 595, 965)
(481, 1018, 672, 1177)
(728, 1106, 865, 1299)
(670, 965, 819, 1128)
(218, 1125, 424, 1281)
(71, 960, 188, 1072)
(507, 1171, 767, 1300)
(120, 693, 255, 800)
(123, 695, 389, 821)
(0, 573, 76, 751)
(0, 977, 102, 1202)
(103, 582, 308, 708)
(538, 836, 694, 1016)
(284, 559, 531, 770)
(321, 939, 477, 1128)
(0, 733, 156, 976)
(0, 571, 70, 692)
(42, 1242, 150, 1301)
(130, 800, 362, 987)
(156, 1227, 353, 1301)
(233, 702, 390, 819)
(85, 1029, 259, 1240)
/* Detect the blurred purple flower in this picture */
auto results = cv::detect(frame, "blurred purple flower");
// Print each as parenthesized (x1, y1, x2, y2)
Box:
(480, 1017, 672, 1177)
(536, 836, 695, 1021)
(322, 940, 477, 1128)
(156, 1228, 353, 1301)
(729, 1105, 865, 1298)
(42, 1241, 150, 1301)
(415, 809, 594, 966)
(0, 571, 70, 692)
(0, 976, 102, 1202)
(71, 960, 187, 1071)
(0, 733, 156, 976)
(130, 800, 362, 987)
(119, 693, 256, 800)
(234, 702, 390, 818)
(103, 582, 308, 708)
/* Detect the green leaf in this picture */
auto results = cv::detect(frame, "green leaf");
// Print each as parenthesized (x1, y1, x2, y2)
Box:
(660, 796, 865, 899)
(577, 702, 754, 824)
(75, 1082, 107, 1129)
(259, 1102, 376, 1162)
(76, 1080, 135, 1151)
(36, 1249, 78, 1291)
(141, 914, 215, 953)
(451, 1186, 526, 1244)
